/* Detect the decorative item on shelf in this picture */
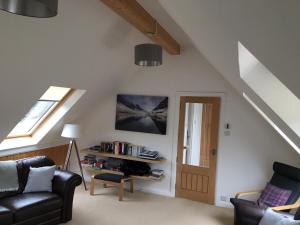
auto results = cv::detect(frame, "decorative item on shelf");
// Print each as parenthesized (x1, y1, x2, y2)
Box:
(81, 154, 105, 170)
(115, 94, 168, 135)
(149, 169, 165, 180)
(83, 154, 97, 165)
(114, 141, 120, 155)
(0, 0, 58, 18)
(61, 124, 87, 190)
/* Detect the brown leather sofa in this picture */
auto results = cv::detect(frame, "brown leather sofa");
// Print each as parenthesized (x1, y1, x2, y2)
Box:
(0, 156, 82, 225)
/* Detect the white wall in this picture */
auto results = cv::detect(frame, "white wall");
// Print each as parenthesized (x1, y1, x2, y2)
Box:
(158, 0, 300, 153)
(0, 0, 192, 153)
(159, 0, 300, 98)
(78, 46, 300, 207)
(0, 0, 147, 144)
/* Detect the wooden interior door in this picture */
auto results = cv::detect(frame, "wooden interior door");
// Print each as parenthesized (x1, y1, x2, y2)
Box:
(175, 96, 221, 204)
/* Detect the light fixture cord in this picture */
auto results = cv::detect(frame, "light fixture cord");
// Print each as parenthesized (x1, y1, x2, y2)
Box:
(147, 20, 158, 37)
(153, 20, 158, 36)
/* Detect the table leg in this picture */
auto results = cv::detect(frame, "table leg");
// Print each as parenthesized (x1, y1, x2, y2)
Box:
(119, 180, 124, 201)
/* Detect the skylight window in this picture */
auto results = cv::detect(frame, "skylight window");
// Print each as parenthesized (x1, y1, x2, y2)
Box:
(238, 42, 300, 137)
(7, 86, 71, 138)
(243, 93, 300, 154)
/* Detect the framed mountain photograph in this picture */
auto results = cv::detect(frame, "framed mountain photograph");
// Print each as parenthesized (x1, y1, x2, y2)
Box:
(115, 94, 168, 135)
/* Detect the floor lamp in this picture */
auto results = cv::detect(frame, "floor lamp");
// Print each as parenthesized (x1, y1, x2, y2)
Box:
(61, 124, 87, 190)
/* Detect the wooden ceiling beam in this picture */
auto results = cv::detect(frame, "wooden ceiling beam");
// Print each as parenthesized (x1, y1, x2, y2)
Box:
(100, 0, 181, 55)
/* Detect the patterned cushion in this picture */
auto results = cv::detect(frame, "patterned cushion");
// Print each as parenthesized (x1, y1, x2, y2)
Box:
(257, 183, 292, 208)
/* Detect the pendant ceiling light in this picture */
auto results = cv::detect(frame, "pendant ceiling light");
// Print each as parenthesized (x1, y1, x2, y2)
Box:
(0, 0, 58, 18)
(134, 20, 162, 67)
(135, 43, 162, 67)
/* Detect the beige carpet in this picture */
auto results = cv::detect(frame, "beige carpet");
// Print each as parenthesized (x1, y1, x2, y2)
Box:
(67, 185, 233, 225)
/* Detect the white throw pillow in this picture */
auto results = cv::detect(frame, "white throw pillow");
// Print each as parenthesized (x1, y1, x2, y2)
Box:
(0, 160, 19, 192)
(23, 166, 56, 193)
(259, 208, 300, 225)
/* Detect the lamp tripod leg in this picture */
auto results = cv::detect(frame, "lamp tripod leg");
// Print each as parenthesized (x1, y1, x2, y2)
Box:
(64, 140, 73, 170)
(74, 140, 87, 191)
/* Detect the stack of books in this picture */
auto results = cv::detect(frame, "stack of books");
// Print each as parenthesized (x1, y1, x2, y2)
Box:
(150, 169, 164, 180)
(90, 142, 146, 157)
(89, 142, 164, 162)
(127, 145, 145, 157)
(81, 154, 106, 169)
(83, 154, 96, 164)
(138, 150, 159, 160)
(113, 142, 131, 155)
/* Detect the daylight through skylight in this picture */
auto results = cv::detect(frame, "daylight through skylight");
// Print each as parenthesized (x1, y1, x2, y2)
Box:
(7, 86, 71, 138)
(238, 42, 300, 137)
(243, 93, 300, 154)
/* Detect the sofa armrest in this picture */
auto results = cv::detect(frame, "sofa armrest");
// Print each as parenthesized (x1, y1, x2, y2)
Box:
(52, 170, 82, 223)
(231, 198, 265, 225)
(52, 170, 82, 196)
(295, 207, 300, 220)
(0, 206, 13, 225)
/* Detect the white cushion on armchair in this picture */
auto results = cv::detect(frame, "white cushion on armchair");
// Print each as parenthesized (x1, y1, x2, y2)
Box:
(259, 208, 300, 225)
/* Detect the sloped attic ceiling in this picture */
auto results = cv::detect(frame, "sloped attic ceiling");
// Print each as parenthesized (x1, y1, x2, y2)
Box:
(0, 0, 190, 148)
(158, 0, 300, 152)
(0, 0, 299, 155)
(0, 0, 144, 143)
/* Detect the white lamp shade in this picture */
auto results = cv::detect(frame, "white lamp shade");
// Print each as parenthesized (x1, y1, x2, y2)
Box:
(61, 124, 80, 139)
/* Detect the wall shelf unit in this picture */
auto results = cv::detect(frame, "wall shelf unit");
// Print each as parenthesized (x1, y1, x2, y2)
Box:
(81, 148, 165, 164)
(82, 166, 164, 181)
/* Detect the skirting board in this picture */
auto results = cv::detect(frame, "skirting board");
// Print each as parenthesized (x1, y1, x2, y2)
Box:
(216, 201, 234, 208)
(77, 169, 232, 208)
(138, 187, 173, 197)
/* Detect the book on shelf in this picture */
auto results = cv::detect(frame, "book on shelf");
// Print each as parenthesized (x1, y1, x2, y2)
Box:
(88, 141, 165, 162)
(90, 141, 145, 156)
(149, 169, 165, 180)
(138, 150, 159, 160)
(151, 169, 164, 176)
(90, 141, 147, 157)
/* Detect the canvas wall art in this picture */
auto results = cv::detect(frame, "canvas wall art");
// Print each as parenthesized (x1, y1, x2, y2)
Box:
(115, 94, 168, 135)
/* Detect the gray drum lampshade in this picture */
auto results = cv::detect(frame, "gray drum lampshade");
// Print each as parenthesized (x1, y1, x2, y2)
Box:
(0, 0, 58, 18)
(135, 44, 162, 66)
